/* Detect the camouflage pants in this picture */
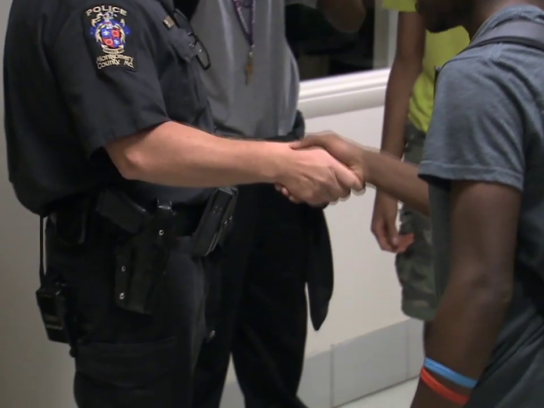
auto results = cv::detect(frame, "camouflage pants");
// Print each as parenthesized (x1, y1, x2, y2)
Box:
(395, 122, 437, 321)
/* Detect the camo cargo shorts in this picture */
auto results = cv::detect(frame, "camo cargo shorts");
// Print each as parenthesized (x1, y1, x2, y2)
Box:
(395, 122, 437, 321)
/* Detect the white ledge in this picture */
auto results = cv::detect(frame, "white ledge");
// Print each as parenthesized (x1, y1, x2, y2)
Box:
(298, 68, 390, 119)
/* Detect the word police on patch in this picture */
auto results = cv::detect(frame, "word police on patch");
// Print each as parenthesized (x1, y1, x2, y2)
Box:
(83, 5, 136, 71)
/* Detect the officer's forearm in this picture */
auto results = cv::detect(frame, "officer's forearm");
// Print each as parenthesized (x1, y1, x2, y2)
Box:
(363, 149, 430, 215)
(107, 121, 285, 187)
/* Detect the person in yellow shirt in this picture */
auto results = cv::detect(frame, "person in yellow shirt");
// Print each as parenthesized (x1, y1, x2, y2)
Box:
(371, 0, 469, 342)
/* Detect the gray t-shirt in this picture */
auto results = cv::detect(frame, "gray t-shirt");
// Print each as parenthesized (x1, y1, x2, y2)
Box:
(191, 0, 317, 139)
(418, 5, 544, 406)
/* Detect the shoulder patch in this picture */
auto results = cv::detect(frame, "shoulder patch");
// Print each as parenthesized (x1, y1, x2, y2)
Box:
(82, 5, 136, 71)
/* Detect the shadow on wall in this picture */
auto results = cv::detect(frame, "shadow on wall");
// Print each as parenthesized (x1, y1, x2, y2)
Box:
(0, 6, 76, 407)
(0, 138, 77, 407)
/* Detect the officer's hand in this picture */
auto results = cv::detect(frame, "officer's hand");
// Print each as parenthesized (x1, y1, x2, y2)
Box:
(277, 146, 364, 205)
(371, 192, 413, 253)
(292, 131, 367, 181)
(276, 132, 367, 204)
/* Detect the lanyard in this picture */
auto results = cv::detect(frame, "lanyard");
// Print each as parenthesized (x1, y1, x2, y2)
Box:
(231, 0, 255, 84)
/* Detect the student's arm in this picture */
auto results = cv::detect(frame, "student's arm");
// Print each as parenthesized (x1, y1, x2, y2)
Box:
(410, 185, 520, 408)
(289, 134, 430, 215)
(372, 6, 425, 251)
(411, 58, 524, 407)
(380, 9, 425, 158)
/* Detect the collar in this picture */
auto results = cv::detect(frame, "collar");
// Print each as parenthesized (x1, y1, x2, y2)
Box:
(473, 4, 544, 40)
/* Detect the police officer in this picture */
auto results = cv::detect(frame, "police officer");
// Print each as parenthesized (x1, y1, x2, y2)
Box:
(3, 0, 363, 406)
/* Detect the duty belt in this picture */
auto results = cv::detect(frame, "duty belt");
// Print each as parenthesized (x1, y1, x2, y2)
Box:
(95, 189, 203, 237)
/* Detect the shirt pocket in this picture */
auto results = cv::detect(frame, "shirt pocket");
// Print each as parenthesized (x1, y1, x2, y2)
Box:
(162, 27, 209, 125)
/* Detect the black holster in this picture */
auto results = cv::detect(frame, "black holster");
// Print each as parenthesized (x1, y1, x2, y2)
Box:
(113, 200, 178, 315)
(96, 188, 237, 315)
(38, 187, 236, 347)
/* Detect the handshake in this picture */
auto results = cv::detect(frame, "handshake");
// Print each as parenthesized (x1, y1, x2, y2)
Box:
(272, 131, 370, 205)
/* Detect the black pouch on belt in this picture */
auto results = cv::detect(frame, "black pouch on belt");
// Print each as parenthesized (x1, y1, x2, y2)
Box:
(36, 216, 78, 351)
(191, 187, 237, 257)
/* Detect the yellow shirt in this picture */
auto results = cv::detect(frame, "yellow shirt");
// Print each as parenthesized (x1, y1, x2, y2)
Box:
(382, 0, 470, 132)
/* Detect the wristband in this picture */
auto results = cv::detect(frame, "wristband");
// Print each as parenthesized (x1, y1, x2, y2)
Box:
(424, 358, 478, 389)
(420, 367, 470, 405)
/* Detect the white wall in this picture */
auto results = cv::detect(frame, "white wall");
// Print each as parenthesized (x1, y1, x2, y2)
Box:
(0, 8, 401, 408)
(300, 70, 407, 355)
(304, 114, 405, 354)
(0, 3, 76, 407)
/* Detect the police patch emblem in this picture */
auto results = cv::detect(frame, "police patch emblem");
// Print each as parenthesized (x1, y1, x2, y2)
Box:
(84, 5, 135, 71)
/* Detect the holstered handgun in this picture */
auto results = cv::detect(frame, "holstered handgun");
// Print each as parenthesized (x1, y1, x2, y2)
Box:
(99, 188, 237, 315)
(114, 200, 177, 314)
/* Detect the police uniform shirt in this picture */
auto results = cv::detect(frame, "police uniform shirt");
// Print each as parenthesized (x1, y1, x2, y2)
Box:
(4, 0, 215, 213)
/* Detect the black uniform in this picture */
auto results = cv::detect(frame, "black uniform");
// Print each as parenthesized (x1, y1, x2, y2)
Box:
(4, 0, 220, 406)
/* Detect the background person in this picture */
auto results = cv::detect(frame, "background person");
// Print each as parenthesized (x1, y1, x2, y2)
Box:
(183, 1, 367, 407)
(373, 0, 468, 345)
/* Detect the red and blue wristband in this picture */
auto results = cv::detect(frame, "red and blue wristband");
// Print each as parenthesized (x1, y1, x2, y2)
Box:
(420, 367, 470, 405)
(424, 357, 478, 389)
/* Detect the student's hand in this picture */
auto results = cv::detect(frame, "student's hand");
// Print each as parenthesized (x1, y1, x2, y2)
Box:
(292, 131, 368, 182)
(371, 192, 413, 253)
(274, 144, 364, 205)
(276, 131, 367, 204)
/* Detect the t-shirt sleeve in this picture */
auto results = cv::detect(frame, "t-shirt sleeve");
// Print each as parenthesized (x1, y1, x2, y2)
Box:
(382, 0, 416, 12)
(418, 56, 526, 192)
(49, 3, 169, 156)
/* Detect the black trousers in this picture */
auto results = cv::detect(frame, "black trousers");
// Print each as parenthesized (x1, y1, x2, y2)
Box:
(46, 215, 214, 407)
(192, 184, 310, 408)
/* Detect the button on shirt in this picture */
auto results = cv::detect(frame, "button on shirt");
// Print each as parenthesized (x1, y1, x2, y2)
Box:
(4, 0, 215, 212)
(190, 0, 317, 139)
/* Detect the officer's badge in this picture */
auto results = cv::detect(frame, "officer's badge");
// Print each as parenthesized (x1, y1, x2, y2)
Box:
(83, 5, 136, 71)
